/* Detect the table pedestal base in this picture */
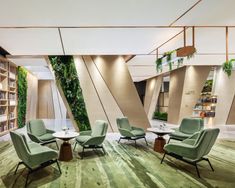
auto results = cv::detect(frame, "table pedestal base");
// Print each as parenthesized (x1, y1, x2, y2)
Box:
(154, 136, 166, 153)
(59, 142, 73, 161)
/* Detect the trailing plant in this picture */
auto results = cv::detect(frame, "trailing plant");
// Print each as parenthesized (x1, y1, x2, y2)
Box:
(186, 48, 196, 60)
(222, 59, 235, 77)
(17, 67, 27, 128)
(156, 58, 163, 72)
(155, 50, 175, 72)
(49, 56, 90, 131)
(177, 58, 184, 68)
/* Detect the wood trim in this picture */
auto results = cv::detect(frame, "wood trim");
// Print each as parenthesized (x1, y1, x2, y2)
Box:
(58, 28, 65, 55)
(226, 26, 229, 62)
(169, 0, 202, 26)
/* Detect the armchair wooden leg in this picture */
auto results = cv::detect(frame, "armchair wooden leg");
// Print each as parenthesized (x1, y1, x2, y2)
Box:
(205, 158, 214, 171)
(56, 160, 62, 174)
(55, 141, 59, 150)
(14, 162, 23, 175)
(161, 152, 166, 164)
(81, 147, 85, 159)
(101, 146, 106, 155)
(73, 142, 77, 151)
(144, 137, 148, 146)
(167, 138, 171, 144)
(195, 163, 201, 178)
(25, 171, 30, 187)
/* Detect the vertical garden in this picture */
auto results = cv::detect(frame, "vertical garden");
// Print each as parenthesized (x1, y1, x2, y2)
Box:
(49, 56, 90, 131)
(17, 67, 27, 128)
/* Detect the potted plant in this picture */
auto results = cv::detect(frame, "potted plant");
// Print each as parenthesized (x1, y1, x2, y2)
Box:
(222, 59, 235, 77)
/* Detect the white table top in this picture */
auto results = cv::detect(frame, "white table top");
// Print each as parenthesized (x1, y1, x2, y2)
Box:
(147, 127, 174, 134)
(53, 131, 79, 139)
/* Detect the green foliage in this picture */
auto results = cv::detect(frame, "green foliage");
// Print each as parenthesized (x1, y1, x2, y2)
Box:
(202, 79, 213, 93)
(155, 50, 175, 72)
(49, 56, 90, 131)
(153, 111, 168, 121)
(17, 67, 27, 128)
(156, 58, 162, 73)
(222, 59, 235, 77)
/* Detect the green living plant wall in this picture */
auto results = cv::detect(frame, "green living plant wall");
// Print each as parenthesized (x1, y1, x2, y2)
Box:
(49, 56, 90, 131)
(17, 67, 27, 128)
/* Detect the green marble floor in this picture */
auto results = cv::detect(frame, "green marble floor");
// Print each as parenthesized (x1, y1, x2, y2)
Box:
(0, 139, 235, 188)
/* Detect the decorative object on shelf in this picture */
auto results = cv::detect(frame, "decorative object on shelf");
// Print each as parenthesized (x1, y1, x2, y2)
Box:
(17, 67, 27, 128)
(222, 59, 235, 77)
(193, 92, 217, 118)
(155, 46, 196, 73)
(49, 56, 90, 131)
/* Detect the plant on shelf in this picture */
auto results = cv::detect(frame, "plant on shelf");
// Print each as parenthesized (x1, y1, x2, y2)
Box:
(155, 50, 175, 72)
(222, 59, 235, 77)
(17, 67, 27, 128)
(156, 58, 163, 73)
(49, 56, 90, 131)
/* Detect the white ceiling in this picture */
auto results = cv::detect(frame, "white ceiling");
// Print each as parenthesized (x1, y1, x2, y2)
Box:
(0, 0, 198, 27)
(0, 0, 235, 80)
(8, 57, 54, 80)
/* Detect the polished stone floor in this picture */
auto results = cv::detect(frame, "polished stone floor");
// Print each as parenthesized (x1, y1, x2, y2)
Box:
(0, 119, 235, 188)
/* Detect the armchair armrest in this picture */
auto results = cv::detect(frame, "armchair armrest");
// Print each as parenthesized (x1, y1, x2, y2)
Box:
(187, 131, 200, 140)
(80, 130, 92, 136)
(82, 135, 106, 146)
(46, 129, 55, 134)
(27, 132, 42, 143)
(118, 128, 135, 137)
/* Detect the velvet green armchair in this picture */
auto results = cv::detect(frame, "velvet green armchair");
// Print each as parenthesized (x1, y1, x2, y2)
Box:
(27, 119, 58, 149)
(168, 118, 204, 143)
(10, 131, 61, 187)
(74, 120, 108, 158)
(116, 117, 148, 147)
(161, 128, 220, 178)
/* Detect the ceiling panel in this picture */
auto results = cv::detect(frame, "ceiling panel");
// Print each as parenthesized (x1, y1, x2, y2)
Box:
(0, 0, 198, 27)
(8, 57, 48, 66)
(0, 28, 63, 55)
(173, 0, 235, 26)
(61, 28, 182, 54)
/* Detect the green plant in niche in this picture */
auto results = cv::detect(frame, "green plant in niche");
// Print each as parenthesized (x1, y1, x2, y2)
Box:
(17, 67, 27, 128)
(153, 111, 168, 121)
(222, 59, 235, 77)
(202, 79, 213, 93)
(49, 56, 90, 131)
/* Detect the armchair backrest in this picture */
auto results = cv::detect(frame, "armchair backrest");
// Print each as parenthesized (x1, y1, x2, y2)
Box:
(116, 117, 131, 131)
(179, 118, 204, 134)
(10, 131, 30, 163)
(27, 119, 47, 136)
(194, 128, 220, 159)
(91, 120, 108, 137)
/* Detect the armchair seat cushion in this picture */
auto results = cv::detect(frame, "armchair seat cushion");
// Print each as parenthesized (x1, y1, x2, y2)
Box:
(38, 133, 55, 141)
(76, 135, 92, 144)
(131, 129, 145, 137)
(170, 130, 192, 140)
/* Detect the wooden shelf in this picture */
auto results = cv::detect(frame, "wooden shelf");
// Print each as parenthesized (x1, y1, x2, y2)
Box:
(193, 109, 215, 112)
(0, 56, 18, 136)
(0, 67, 7, 72)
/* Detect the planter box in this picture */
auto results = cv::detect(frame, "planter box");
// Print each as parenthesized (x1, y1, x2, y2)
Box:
(177, 46, 196, 57)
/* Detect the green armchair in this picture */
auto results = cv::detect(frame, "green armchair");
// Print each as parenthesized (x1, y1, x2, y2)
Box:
(10, 131, 61, 187)
(74, 120, 108, 158)
(27, 119, 58, 149)
(168, 118, 204, 143)
(161, 128, 220, 178)
(116, 117, 148, 147)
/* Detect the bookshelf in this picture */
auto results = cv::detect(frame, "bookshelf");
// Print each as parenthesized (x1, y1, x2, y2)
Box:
(0, 56, 18, 136)
(192, 92, 217, 119)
